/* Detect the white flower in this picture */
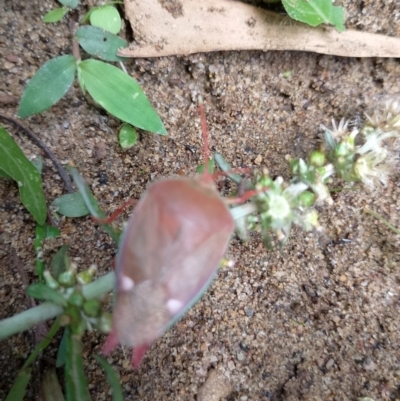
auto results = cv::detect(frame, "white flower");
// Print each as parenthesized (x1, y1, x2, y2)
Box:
(354, 129, 399, 188)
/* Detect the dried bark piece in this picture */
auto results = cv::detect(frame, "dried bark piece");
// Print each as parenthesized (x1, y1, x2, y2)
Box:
(119, 0, 400, 58)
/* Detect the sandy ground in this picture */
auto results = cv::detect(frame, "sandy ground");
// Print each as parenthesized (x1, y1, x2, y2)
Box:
(1, 0, 400, 400)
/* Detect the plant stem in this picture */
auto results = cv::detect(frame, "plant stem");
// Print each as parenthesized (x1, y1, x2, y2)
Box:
(0, 272, 115, 341)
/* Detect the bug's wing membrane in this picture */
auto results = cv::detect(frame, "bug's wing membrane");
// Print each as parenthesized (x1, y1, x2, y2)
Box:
(116, 190, 185, 286)
(162, 228, 232, 317)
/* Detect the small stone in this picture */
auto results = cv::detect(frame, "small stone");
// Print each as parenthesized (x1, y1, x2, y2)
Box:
(254, 154, 263, 165)
(339, 274, 347, 282)
(3, 61, 14, 70)
(245, 308, 254, 317)
(363, 357, 376, 371)
(197, 369, 232, 401)
(326, 358, 335, 370)
(237, 352, 245, 361)
(240, 396, 248, 401)
(332, 315, 341, 324)
(7, 54, 20, 63)
(228, 360, 236, 370)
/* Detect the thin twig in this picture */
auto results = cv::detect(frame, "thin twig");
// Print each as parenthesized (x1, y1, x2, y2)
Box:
(0, 112, 74, 193)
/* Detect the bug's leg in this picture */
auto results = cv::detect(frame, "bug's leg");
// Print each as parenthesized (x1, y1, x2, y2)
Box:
(103, 329, 120, 354)
(93, 198, 137, 224)
(225, 186, 269, 204)
(131, 344, 150, 369)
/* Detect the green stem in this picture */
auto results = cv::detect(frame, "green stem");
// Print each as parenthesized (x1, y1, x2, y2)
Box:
(0, 272, 115, 341)
(364, 208, 400, 235)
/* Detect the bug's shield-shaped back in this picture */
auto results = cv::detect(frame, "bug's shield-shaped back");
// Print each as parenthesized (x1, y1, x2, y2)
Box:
(103, 178, 234, 367)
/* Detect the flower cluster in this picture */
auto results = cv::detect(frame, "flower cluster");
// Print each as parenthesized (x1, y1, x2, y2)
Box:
(230, 99, 400, 247)
(32, 261, 112, 337)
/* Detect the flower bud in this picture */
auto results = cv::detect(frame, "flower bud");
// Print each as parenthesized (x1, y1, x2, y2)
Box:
(98, 312, 113, 333)
(298, 191, 316, 208)
(58, 271, 75, 287)
(43, 270, 60, 290)
(309, 150, 326, 167)
(68, 291, 85, 307)
(83, 299, 102, 317)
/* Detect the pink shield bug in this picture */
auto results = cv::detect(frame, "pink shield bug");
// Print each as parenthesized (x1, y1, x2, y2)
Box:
(103, 97, 235, 368)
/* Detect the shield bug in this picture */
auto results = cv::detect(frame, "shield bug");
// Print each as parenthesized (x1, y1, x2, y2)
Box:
(103, 98, 235, 368)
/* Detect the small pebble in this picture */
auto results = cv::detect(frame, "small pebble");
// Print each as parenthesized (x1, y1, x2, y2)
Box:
(363, 357, 376, 371)
(326, 358, 335, 370)
(339, 274, 347, 282)
(245, 308, 254, 317)
(254, 154, 263, 165)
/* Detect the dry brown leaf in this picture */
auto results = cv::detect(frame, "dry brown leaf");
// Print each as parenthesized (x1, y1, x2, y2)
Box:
(119, 0, 400, 58)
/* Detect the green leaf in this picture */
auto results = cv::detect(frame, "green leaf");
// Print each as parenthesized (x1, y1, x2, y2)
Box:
(51, 192, 90, 217)
(77, 59, 167, 135)
(41, 368, 66, 401)
(119, 123, 137, 149)
(65, 329, 91, 401)
(0, 126, 47, 224)
(5, 318, 61, 401)
(196, 158, 215, 174)
(75, 26, 127, 62)
(56, 330, 68, 368)
(0, 168, 12, 179)
(68, 167, 121, 243)
(51, 245, 70, 280)
(31, 155, 44, 174)
(81, 3, 123, 23)
(34, 224, 60, 279)
(5, 369, 31, 401)
(95, 356, 124, 401)
(214, 152, 243, 184)
(90, 5, 121, 34)
(42, 7, 69, 23)
(18, 55, 77, 118)
(34, 224, 61, 251)
(282, 0, 345, 31)
(23, 318, 62, 369)
(26, 283, 67, 306)
(59, 0, 79, 8)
